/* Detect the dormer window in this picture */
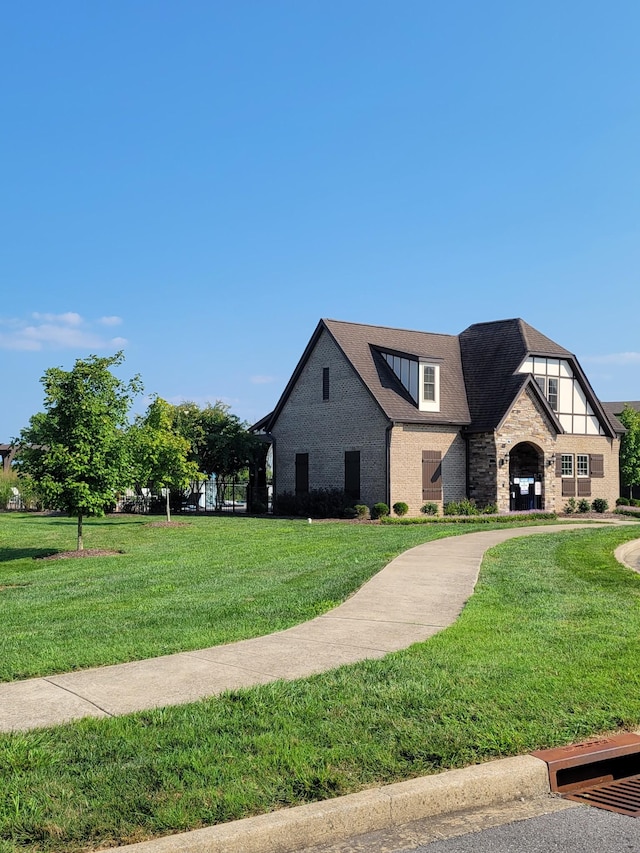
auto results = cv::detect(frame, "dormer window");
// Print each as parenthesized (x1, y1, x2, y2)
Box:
(423, 365, 436, 401)
(381, 350, 441, 412)
(419, 362, 440, 412)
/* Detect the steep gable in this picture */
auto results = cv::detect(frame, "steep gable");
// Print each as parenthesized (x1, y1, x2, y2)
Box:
(459, 318, 616, 438)
(262, 319, 471, 431)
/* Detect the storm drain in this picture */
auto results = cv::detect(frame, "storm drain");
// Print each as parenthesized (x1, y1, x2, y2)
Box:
(532, 732, 640, 817)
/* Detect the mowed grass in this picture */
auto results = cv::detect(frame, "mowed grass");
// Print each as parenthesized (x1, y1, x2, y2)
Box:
(0, 512, 517, 681)
(1, 522, 640, 852)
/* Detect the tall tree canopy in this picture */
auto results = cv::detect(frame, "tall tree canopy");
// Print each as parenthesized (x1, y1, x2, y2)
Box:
(128, 396, 201, 521)
(174, 402, 262, 509)
(619, 404, 640, 498)
(16, 352, 142, 550)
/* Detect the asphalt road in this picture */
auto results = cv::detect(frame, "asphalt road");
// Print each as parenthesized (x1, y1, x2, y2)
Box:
(299, 802, 640, 853)
(409, 807, 640, 852)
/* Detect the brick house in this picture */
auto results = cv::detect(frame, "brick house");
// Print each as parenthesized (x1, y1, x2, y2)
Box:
(253, 318, 622, 515)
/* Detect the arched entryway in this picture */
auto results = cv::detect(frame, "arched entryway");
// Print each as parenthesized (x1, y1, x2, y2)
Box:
(508, 442, 544, 511)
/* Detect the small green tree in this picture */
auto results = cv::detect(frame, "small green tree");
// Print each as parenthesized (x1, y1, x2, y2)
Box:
(129, 397, 201, 522)
(619, 405, 640, 499)
(15, 352, 142, 550)
(175, 402, 262, 510)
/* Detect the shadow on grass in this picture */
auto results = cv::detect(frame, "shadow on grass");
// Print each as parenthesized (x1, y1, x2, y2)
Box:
(0, 547, 58, 563)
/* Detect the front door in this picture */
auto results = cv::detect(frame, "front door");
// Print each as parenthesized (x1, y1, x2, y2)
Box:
(508, 443, 544, 511)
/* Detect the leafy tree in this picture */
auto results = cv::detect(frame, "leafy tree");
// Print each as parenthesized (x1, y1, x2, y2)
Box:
(129, 397, 201, 522)
(619, 404, 640, 498)
(15, 352, 142, 550)
(175, 402, 262, 510)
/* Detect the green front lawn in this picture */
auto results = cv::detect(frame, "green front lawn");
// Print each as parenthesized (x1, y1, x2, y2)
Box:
(0, 513, 524, 681)
(1, 517, 639, 852)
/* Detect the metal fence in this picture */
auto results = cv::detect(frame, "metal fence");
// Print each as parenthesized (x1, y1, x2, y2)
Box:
(114, 480, 272, 515)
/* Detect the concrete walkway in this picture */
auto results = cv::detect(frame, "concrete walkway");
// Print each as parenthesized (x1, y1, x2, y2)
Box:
(2, 523, 639, 733)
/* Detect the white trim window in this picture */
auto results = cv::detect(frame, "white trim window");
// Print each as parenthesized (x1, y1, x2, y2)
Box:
(576, 454, 589, 477)
(561, 454, 574, 477)
(535, 376, 558, 411)
(419, 362, 440, 412)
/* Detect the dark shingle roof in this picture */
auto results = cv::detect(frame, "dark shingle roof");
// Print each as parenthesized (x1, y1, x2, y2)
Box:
(258, 317, 618, 438)
(602, 401, 640, 434)
(459, 318, 572, 432)
(323, 319, 470, 425)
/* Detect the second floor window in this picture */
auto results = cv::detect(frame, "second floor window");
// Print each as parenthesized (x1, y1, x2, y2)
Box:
(423, 365, 435, 402)
(535, 376, 558, 411)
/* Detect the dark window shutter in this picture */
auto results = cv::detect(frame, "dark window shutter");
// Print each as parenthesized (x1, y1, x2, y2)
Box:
(322, 368, 330, 401)
(590, 454, 604, 478)
(562, 479, 576, 497)
(295, 453, 309, 496)
(577, 478, 592, 497)
(344, 451, 360, 500)
(555, 455, 563, 477)
(422, 450, 442, 501)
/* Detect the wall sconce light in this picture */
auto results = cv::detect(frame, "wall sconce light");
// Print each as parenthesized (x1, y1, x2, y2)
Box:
(547, 454, 556, 467)
(498, 455, 509, 467)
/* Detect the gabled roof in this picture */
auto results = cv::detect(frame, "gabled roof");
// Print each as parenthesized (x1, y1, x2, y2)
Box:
(257, 319, 470, 431)
(602, 401, 640, 434)
(255, 317, 618, 439)
(459, 318, 617, 437)
(459, 319, 571, 433)
(323, 319, 470, 425)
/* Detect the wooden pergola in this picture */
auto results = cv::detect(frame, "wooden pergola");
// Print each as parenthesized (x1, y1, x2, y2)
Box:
(0, 444, 16, 474)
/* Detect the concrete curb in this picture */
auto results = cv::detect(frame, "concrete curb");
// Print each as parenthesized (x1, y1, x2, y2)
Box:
(103, 754, 550, 852)
(615, 539, 640, 574)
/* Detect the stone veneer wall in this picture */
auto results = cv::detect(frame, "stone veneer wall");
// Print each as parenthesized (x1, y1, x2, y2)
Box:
(389, 424, 466, 516)
(468, 386, 620, 512)
(272, 328, 389, 507)
(467, 431, 498, 507)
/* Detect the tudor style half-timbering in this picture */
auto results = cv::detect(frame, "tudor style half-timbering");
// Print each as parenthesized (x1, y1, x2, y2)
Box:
(254, 318, 622, 514)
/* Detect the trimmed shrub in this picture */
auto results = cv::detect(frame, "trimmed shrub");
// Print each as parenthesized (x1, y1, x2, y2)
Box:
(578, 498, 591, 513)
(392, 501, 409, 517)
(481, 503, 498, 515)
(617, 497, 630, 506)
(354, 504, 369, 519)
(342, 506, 358, 519)
(444, 498, 478, 516)
(564, 497, 577, 514)
(591, 498, 608, 514)
(421, 502, 439, 516)
(632, 499, 640, 508)
(381, 511, 557, 525)
(371, 502, 390, 520)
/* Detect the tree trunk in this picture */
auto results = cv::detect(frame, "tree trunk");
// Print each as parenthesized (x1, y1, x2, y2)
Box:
(77, 514, 84, 551)
(165, 488, 171, 523)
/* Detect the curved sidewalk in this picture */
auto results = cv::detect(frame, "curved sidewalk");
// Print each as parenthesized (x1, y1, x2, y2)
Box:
(2, 523, 639, 733)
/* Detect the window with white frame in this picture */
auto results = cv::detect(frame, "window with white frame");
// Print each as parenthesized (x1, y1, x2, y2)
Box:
(423, 365, 435, 401)
(534, 375, 558, 411)
(419, 362, 440, 412)
(561, 454, 574, 477)
(576, 454, 589, 477)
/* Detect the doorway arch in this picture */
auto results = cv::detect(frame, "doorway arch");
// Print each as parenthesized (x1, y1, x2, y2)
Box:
(508, 441, 544, 511)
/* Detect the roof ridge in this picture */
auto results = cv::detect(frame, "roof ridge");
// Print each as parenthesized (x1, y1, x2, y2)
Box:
(323, 318, 456, 339)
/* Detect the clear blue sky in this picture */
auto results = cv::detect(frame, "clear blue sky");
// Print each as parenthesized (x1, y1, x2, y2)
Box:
(2, 0, 639, 440)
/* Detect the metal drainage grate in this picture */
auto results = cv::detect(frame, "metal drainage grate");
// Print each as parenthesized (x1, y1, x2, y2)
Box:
(564, 776, 640, 816)
(532, 733, 640, 817)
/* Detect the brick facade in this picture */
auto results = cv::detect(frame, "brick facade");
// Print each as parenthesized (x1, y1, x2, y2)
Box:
(264, 319, 622, 517)
(390, 424, 466, 515)
(272, 329, 389, 506)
